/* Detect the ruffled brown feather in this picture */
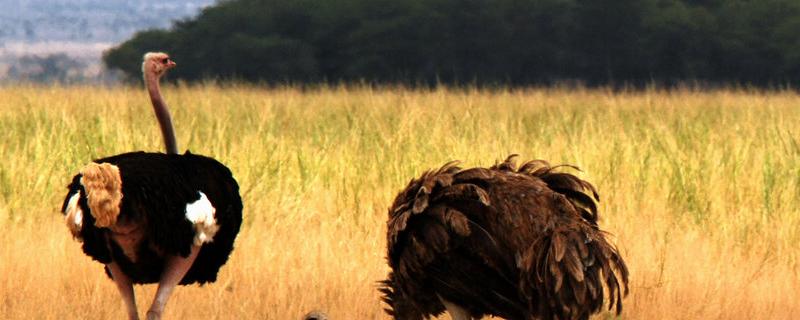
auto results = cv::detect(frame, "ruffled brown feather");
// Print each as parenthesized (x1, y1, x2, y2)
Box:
(382, 155, 628, 320)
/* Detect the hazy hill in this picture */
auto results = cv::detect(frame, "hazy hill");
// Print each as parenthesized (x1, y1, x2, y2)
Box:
(0, 0, 213, 42)
(0, 0, 213, 83)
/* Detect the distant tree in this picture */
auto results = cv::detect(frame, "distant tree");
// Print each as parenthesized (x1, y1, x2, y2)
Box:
(639, 0, 718, 85)
(8, 54, 87, 84)
(103, 0, 800, 87)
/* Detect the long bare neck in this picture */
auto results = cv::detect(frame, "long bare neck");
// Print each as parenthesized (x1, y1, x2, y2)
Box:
(144, 72, 178, 154)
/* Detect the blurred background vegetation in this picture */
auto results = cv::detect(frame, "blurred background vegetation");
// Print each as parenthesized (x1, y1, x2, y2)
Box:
(103, 0, 800, 87)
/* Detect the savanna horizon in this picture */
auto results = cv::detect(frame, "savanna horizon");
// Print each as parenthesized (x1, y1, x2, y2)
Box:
(1, 85, 798, 319)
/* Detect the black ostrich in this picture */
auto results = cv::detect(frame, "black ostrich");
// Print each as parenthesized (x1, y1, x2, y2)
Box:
(61, 52, 243, 320)
(380, 155, 629, 320)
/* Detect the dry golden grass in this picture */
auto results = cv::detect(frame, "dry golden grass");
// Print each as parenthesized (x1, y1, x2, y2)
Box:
(0, 85, 798, 319)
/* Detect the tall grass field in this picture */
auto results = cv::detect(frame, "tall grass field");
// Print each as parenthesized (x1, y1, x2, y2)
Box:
(0, 85, 798, 319)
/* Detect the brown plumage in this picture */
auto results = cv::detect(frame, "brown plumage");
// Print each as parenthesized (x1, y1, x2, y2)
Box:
(79, 162, 123, 228)
(380, 155, 629, 320)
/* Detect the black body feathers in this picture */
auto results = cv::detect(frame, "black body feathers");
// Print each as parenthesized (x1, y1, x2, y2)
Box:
(62, 151, 243, 285)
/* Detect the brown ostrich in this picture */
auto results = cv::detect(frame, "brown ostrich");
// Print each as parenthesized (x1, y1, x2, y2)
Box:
(380, 155, 628, 320)
(61, 52, 242, 320)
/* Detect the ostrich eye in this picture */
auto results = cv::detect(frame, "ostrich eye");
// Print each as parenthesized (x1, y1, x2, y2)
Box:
(161, 58, 169, 64)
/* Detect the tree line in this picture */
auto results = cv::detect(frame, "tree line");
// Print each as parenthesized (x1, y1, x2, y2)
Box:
(103, 0, 800, 87)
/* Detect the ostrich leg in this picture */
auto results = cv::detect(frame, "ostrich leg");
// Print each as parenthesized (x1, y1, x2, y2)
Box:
(145, 245, 201, 320)
(107, 261, 140, 320)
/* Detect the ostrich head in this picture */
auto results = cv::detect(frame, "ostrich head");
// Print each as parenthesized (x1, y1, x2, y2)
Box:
(141, 52, 176, 78)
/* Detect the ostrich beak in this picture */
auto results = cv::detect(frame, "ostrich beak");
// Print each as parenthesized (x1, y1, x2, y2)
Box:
(167, 60, 176, 68)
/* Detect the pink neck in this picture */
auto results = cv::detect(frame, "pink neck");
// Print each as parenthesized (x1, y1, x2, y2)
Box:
(144, 72, 178, 154)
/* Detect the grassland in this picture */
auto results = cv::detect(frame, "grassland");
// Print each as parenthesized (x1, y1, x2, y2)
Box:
(0, 85, 798, 319)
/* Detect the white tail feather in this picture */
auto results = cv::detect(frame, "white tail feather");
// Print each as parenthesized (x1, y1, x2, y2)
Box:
(185, 191, 219, 246)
